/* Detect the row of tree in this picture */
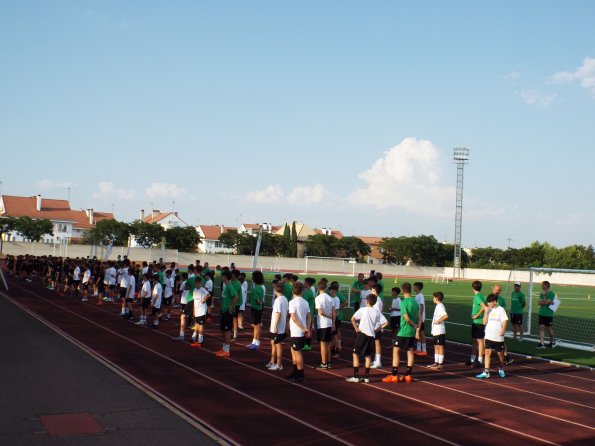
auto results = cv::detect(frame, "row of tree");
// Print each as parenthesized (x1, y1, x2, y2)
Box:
(0, 216, 54, 252)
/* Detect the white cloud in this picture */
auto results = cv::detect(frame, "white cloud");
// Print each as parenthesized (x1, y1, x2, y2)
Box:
(348, 137, 454, 216)
(520, 89, 556, 107)
(245, 185, 284, 204)
(92, 182, 137, 200)
(287, 183, 329, 204)
(550, 57, 595, 98)
(145, 183, 186, 199)
(504, 70, 521, 80)
(37, 179, 75, 190)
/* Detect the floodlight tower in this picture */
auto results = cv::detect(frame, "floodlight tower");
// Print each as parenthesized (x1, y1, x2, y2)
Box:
(453, 147, 469, 278)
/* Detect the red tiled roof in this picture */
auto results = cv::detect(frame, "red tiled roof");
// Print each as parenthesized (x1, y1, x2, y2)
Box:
(314, 229, 344, 239)
(199, 225, 224, 240)
(356, 236, 383, 245)
(242, 223, 261, 230)
(1, 195, 112, 229)
(143, 212, 172, 224)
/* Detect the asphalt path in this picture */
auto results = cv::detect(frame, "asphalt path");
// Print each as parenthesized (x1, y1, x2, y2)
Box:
(0, 293, 221, 446)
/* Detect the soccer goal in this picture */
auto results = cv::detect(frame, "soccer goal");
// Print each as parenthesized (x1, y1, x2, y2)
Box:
(505, 267, 595, 352)
(302, 256, 357, 277)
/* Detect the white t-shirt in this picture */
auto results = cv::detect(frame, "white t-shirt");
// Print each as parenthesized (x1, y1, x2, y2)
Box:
(240, 281, 248, 310)
(193, 287, 210, 317)
(107, 267, 117, 286)
(431, 302, 447, 336)
(390, 297, 401, 317)
(360, 289, 371, 305)
(289, 296, 310, 337)
(353, 306, 387, 337)
(332, 295, 340, 313)
(485, 306, 509, 342)
(416, 292, 426, 321)
(315, 292, 334, 329)
(373, 294, 383, 313)
(82, 269, 92, 284)
(140, 280, 152, 299)
(204, 278, 213, 294)
(152, 282, 163, 308)
(179, 280, 189, 305)
(164, 276, 174, 298)
(128, 275, 136, 298)
(119, 267, 130, 288)
(270, 295, 289, 334)
(73, 266, 80, 281)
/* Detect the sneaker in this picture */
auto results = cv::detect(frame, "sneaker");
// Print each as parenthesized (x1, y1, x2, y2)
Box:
(415, 351, 428, 357)
(265, 362, 275, 369)
(362, 377, 370, 384)
(302, 345, 312, 351)
(472, 361, 482, 368)
(476, 371, 490, 379)
(165, 315, 171, 321)
(345, 376, 361, 383)
(465, 359, 473, 366)
(550, 340, 558, 348)
(81, 298, 88, 302)
(382, 375, 399, 383)
(498, 369, 506, 378)
(135, 320, 145, 325)
(435, 364, 443, 371)
(332, 351, 341, 358)
(215, 350, 230, 357)
(150, 324, 159, 330)
(316, 363, 330, 370)
(248, 344, 259, 350)
(172, 335, 185, 341)
(269, 364, 283, 371)
(190, 342, 202, 348)
(505, 357, 514, 365)
(370, 362, 382, 369)
(536, 343, 546, 349)
(428, 363, 440, 369)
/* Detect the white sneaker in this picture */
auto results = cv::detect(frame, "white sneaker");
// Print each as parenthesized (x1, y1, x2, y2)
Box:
(370, 362, 382, 369)
(265, 362, 274, 369)
(269, 364, 283, 371)
(345, 376, 360, 383)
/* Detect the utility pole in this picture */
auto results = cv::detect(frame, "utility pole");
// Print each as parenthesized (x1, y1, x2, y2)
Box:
(453, 147, 470, 279)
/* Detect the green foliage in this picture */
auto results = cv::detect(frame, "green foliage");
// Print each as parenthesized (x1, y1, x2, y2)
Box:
(165, 226, 200, 252)
(304, 234, 339, 257)
(283, 224, 291, 256)
(337, 236, 371, 261)
(83, 219, 130, 246)
(13, 217, 53, 242)
(379, 235, 446, 266)
(0, 216, 16, 253)
(130, 220, 165, 248)
(290, 221, 298, 257)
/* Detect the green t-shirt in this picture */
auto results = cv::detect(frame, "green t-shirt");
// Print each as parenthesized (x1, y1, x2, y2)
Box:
(538, 290, 555, 317)
(397, 297, 419, 337)
(186, 275, 196, 302)
(250, 284, 265, 310)
(510, 291, 526, 315)
(377, 280, 384, 298)
(222, 281, 240, 312)
(303, 289, 315, 316)
(282, 282, 293, 299)
(337, 291, 347, 320)
(471, 293, 486, 325)
(157, 271, 165, 285)
(351, 280, 364, 303)
(497, 294, 506, 310)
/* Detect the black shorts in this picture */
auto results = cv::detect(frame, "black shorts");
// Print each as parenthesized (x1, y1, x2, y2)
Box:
(195, 315, 206, 326)
(539, 316, 553, 327)
(141, 298, 151, 309)
(317, 327, 332, 343)
(97, 283, 105, 293)
(511, 314, 523, 325)
(433, 334, 446, 346)
(332, 318, 341, 335)
(233, 305, 240, 317)
(82, 283, 89, 291)
(73, 280, 81, 287)
(353, 301, 360, 311)
(162, 296, 172, 307)
(485, 339, 505, 351)
(390, 316, 401, 331)
(108, 284, 116, 290)
(353, 333, 375, 358)
(119, 287, 128, 299)
(252, 309, 263, 325)
(394, 336, 416, 351)
(220, 312, 233, 332)
(273, 333, 287, 344)
(150, 306, 161, 315)
(471, 323, 486, 339)
(182, 302, 193, 317)
(374, 330, 383, 341)
(419, 321, 425, 331)
(291, 336, 305, 351)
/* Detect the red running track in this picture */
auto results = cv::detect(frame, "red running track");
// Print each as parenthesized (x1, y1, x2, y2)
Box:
(2, 277, 595, 446)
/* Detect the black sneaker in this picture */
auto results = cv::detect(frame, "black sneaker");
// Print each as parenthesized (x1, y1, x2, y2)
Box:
(151, 324, 159, 330)
(316, 363, 330, 370)
(536, 343, 546, 349)
(465, 360, 473, 366)
(472, 361, 482, 368)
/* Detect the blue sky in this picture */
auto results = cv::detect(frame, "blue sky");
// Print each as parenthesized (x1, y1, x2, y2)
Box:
(1, 1, 594, 249)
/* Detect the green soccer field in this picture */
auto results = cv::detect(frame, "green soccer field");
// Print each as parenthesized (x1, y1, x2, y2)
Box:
(247, 271, 595, 367)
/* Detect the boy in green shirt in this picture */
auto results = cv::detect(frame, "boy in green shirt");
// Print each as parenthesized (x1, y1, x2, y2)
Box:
(302, 277, 316, 351)
(382, 282, 420, 383)
(351, 273, 365, 311)
(510, 281, 526, 341)
(215, 270, 238, 357)
(466, 280, 486, 368)
(537, 281, 557, 349)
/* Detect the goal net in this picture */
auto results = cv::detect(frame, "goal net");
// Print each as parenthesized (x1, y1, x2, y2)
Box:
(302, 256, 357, 277)
(505, 267, 595, 352)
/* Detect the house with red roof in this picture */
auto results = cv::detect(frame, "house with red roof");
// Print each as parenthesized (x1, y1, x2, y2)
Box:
(130, 209, 192, 247)
(0, 194, 113, 243)
(196, 224, 235, 254)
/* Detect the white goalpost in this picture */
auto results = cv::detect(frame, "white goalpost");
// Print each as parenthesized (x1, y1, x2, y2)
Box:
(505, 267, 595, 352)
(303, 256, 357, 277)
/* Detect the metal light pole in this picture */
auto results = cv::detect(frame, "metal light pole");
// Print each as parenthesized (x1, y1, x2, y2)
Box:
(453, 147, 469, 278)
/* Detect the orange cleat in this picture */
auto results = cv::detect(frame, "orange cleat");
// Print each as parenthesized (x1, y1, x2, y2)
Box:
(404, 375, 413, 383)
(415, 351, 428, 357)
(215, 350, 230, 357)
(382, 375, 399, 383)
(190, 342, 202, 348)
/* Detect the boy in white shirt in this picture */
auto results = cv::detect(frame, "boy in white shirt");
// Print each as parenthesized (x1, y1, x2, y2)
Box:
(162, 270, 174, 321)
(347, 294, 388, 383)
(429, 291, 448, 370)
(267, 283, 289, 371)
(238, 272, 248, 329)
(476, 294, 509, 379)
(370, 284, 384, 369)
(314, 281, 334, 370)
(389, 287, 402, 339)
(148, 275, 163, 330)
(81, 265, 92, 302)
(414, 282, 427, 356)
(287, 282, 311, 382)
(136, 273, 152, 325)
(174, 277, 210, 345)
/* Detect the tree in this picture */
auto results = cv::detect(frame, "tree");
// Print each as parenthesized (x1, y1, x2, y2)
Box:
(218, 230, 256, 255)
(14, 217, 53, 242)
(304, 234, 338, 257)
(378, 235, 442, 265)
(83, 219, 130, 246)
(290, 221, 298, 257)
(337, 236, 371, 261)
(469, 246, 505, 268)
(283, 224, 291, 256)
(130, 220, 165, 248)
(165, 226, 200, 252)
(259, 233, 286, 256)
(0, 216, 16, 254)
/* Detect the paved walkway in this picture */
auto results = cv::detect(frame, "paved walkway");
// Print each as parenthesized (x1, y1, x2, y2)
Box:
(0, 292, 220, 446)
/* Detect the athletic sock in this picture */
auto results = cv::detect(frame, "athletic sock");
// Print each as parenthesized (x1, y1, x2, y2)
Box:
(434, 354, 439, 363)
(254, 339, 260, 346)
(392, 367, 398, 376)
(417, 342, 422, 351)
(422, 343, 426, 352)
(353, 367, 359, 377)
(406, 366, 412, 376)
(364, 367, 370, 379)
(223, 343, 230, 352)
(438, 354, 444, 364)
(198, 335, 203, 343)
(471, 355, 476, 362)
(374, 354, 381, 363)
(478, 356, 483, 364)
(180, 331, 184, 337)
